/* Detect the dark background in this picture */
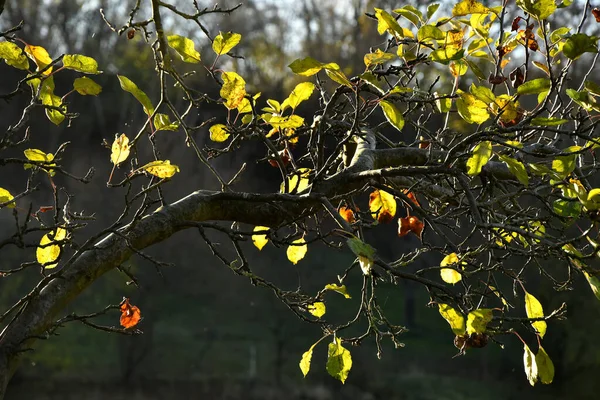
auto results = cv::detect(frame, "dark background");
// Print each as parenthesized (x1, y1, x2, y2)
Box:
(1, 1, 600, 399)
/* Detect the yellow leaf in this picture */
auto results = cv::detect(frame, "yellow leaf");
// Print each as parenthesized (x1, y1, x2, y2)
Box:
(0, 41, 29, 70)
(212, 32, 242, 55)
(287, 238, 307, 264)
(369, 189, 397, 223)
(110, 134, 130, 165)
(379, 100, 405, 131)
(299, 343, 316, 377)
(326, 338, 352, 384)
(308, 302, 326, 318)
(452, 0, 490, 16)
(209, 124, 230, 142)
(0, 187, 15, 208)
(466, 308, 493, 334)
(466, 141, 492, 176)
(364, 49, 396, 68)
(324, 283, 351, 299)
(167, 34, 201, 63)
(117, 75, 155, 116)
(141, 160, 180, 178)
(438, 303, 466, 335)
(268, 115, 305, 129)
(457, 91, 490, 124)
(280, 168, 311, 194)
(288, 57, 325, 76)
(524, 291, 547, 338)
(374, 8, 403, 36)
(523, 343, 538, 386)
(25, 44, 53, 74)
(491, 94, 520, 122)
(536, 346, 554, 384)
(281, 82, 315, 111)
(358, 255, 373, 275)
(37, 227, 67, 268)
(252, 226, 269, 250)
(220, 71, 246, 109)
(24, 148, 56, 175)
(440, 252, 462, 284)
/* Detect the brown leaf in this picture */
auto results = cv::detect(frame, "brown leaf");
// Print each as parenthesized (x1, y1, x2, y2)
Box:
(127, 29, 135, 40)
(339, 206, 356, 223)
(120, 298, 141, 329)
(398, 216, 424, 239)
(593, 8, 600, 22)
(418, 136, 430, 149)
(488, 74, 507, 85)
(403, 190, 421, 208)
(509, 67, 524, 89)
(511, 17, 522, 31)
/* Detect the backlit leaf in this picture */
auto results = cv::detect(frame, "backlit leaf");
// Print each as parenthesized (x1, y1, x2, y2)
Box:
(438, 303, 466, 335)
(141, 160, 180, 178)
(326, 338, 352, 384)
(524, 291, 547, 338)
(167, 34, 201, 63)
(452, 0, 489, 16)
(117, 75, 154, 115)
(523, 343, 538, 386)
(220, 71, 246, 110)
(288, 57, 325, 76)
(299, 343, 317, 377)
(374, 8, 403, 36)
(440, 253, 462, 284)
(73, 77, 102, 95)
(212, 32, 241, 55)
(364, 49, 396, 67)
(516, 78, 551, 95)
(209, 124, 230, 142)
(466, 141, 492, 176)
(379, 100, 405, 131)
(252, 226, 269, 250)
(120, 298, 142, 329)
(25, 44, 52, 74)
(287, 238, 307, 264)
(153, 113, 179, 131)
(324, 284, 351, 299)
(466, 309, 493, 334)
(36, 227, 67, 268)
(0, 187, 15, 208)
(308, 302, 326, 318)
(0, 41, 29, 70)
(369, 189, 397, 223)
(563, 33, 598, 60)
(280, 168, 311, 194)
(63, 54, 100, 74)
(282, 82, 315, 111)
(110, 134, 130, 165)
(457, 91, 489, 124)
(516, 0, 557, 20)
(531, 117, 568, 126)
(498, 155, 529, 185)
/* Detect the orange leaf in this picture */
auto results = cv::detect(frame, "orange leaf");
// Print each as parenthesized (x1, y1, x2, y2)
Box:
(403, 190, 421, 208)
(120, 298, 141, 329)
(398, 216, 424, 239)
(339, 206, 356, 223)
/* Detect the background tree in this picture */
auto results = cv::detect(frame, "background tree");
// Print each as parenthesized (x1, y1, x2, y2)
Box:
(1, 0, 600, 398)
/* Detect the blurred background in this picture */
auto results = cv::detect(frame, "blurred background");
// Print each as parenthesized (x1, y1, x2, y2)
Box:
(1, 0, 599, 399)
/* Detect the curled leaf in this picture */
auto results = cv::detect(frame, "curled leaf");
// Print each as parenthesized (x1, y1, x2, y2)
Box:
(120, 298, 142, 329)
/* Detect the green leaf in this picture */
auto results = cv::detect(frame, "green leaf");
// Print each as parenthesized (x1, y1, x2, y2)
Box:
(583, 271, 600, 301)
(0, 41, 29, 70)
(324, 284, 351, 299)
(466, 309, 493, 334)
(536, 346, 554, 384)
(430, 48, 465, 64)
(552, 145, 580, 178)
(427, 4, 441, 19)
(563, 34, 598, 60)
(73, 77, 102, 96)
(167, 34, 201, 63)
(524, 291, 547, 338)
(308, 302, 326, 318)
(516, 0, 557, 20)
(566, 89, 597, 111)
(517, 78, 551, 95)
(212, 31, 241, 55)
(117, 75, 154, 115)
(288, 57, 326, 76)
(457, 91, 489, 124)
(553, 199, 582, 217)
(209, 124, 230, 142)
(470, 84, 496, 104)
(438, 303, 466, 335)
(62, 54, 100, 74)
(326, 338, 352, 384)
(346, 237, 376, 259)
(418, 25, 445, 42)
(452, 0, 489, 16)
(220, 71, 247, 110)
(324, 68, 352, 87)
(0, 187, 15, 208)
(531, 117, 568, 126)
(379, 100, 404, 131)
(393, 6, 422, 26)
(299, 343, 317, 377)
(153, 113, 179, 131)
(466, 141, 492, 176)
(498, 155, 529, 185)
(523, 343, 538, 386)
(281, 82, 315, 111)
(40, 81, 66, 125)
